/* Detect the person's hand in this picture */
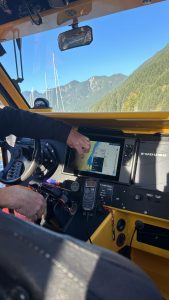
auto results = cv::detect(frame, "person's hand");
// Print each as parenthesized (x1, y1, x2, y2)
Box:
(0, 185, 46, 221)
(67, 128, 90, 157)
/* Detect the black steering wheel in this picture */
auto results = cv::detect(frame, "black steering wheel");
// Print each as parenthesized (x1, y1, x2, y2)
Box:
(0, 138, 41, 184)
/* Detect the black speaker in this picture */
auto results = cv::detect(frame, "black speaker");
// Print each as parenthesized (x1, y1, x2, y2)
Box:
(137, 223, 169, 251)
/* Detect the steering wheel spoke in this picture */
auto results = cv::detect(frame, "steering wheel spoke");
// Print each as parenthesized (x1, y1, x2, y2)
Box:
(21, 158, 38, 181)
(0, 139, 40, 184)
(6, 143, 15, 154)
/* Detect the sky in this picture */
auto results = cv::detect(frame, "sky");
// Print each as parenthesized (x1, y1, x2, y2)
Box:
(1, 0, 169, 92)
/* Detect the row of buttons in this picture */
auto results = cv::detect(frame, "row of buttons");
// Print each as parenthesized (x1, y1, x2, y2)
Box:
(6, 161, 23, 180)
(134, 193, 162, 202)
(122, 144, 134, 166)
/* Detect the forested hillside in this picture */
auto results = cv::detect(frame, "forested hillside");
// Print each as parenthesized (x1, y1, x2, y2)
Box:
(91, 44, 169, 112)
(23, 74, 127, 112)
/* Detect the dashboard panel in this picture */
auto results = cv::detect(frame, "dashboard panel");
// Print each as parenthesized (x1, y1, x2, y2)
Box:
(63, 127, 169, 191)
(62, 127, 169, 220)
(8, 127, 169, 227)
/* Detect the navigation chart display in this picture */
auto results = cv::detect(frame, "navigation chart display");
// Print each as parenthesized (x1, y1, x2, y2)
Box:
(74, 141, 121, 176)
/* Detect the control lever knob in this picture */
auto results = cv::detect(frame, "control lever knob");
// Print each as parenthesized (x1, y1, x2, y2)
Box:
(28, 182, 40, 191)
(60, 194, 69, 205)
(59, 193, 77, 215)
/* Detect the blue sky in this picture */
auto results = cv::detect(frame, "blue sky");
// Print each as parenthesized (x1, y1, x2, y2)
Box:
(1, 0, 169, 92)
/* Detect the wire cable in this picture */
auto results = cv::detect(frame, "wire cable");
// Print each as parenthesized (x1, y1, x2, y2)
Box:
(23, 0, 42, 25)
(129, 220, 144, 258)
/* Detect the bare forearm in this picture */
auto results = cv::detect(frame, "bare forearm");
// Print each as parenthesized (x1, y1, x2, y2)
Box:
(0, 186, 46, 220)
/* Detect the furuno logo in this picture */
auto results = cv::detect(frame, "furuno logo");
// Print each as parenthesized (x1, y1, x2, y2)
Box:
(141, 152, 167, 157)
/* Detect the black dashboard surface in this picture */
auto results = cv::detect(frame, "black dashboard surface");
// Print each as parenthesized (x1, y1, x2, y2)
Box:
(11, 128, 169, 222)
(15, 128, 169, 193)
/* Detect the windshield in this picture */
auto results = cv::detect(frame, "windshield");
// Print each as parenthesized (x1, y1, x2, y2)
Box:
(1, 1, 169, 113)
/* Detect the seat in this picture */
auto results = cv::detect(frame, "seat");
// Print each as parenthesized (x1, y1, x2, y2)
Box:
(0, 210, 162, 300)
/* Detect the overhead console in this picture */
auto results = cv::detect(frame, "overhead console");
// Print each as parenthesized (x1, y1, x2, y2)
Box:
(0, 0, 163, 42)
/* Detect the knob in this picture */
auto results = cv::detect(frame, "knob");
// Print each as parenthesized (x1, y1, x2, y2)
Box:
(71, 181, 80, 192)
(116, 233, 126, 247)
(117, 219, 126, 231)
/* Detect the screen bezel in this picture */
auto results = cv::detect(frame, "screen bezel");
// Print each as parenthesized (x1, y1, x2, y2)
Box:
(63, 134, 125, 181)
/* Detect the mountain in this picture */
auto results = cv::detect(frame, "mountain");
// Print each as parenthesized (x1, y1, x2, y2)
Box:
(91, 44, 169, 112)
(22, 74, 127, 112)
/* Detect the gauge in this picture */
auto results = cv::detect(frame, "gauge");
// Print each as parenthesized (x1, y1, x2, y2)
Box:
(70, 181, 80, 192)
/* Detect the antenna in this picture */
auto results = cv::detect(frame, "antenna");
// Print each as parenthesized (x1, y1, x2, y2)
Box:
(30, 87, 34, 107)
(52, 53, 65, 112)
(45, 72, 48, 100)
(53, 53, 60, 111)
